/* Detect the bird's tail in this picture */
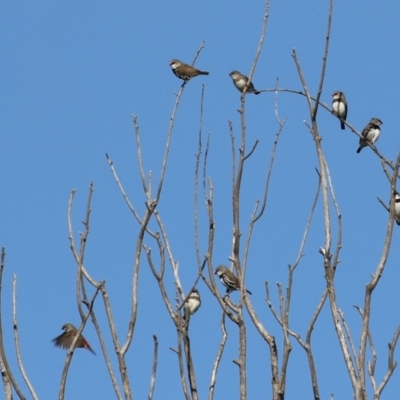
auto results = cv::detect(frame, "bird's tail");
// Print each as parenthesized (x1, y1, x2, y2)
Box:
(84, 341, 96, 355)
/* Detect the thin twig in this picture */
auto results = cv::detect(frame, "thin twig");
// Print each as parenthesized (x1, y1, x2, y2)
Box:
(147, 335, 159, 400)
(156, 42, 206, 201)
(358, 152, 400, 392)
(312, 0, 333, 119)
(0, 248, 26, 400)
(122, 200, 158, 355)
(208, 313, 227, 400)
(99, 283, 124, 400)
(339, 309, 357, 370)
(12, 275, 38, 400)
(106, 153, 143, 223)
(194, 84, 205, 268)
(132, 115, 150, 198)
(58, 287, 101, 400)
(253, 82, 286, 223)
(373, 325, 400, 398)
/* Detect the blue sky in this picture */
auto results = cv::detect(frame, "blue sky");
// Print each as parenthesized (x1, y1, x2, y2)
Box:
(1, 1, 400, 399)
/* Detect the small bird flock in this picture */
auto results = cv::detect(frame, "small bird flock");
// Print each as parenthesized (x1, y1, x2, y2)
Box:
(52, 263, 250, 354)
(51, 61, 396, 355)
(330, 91, 383, 153)
(169, 59, 260, 95)
(170, 60, 384, 155)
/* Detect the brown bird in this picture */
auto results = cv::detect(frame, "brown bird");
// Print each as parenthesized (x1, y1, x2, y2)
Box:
(215, 265, 252, 295)
(229, 70, 260, 95)
(169, 59, 209, 81)
(53, 323, 96, 355)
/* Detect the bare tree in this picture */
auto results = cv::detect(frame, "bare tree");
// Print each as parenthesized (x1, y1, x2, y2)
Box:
(0, 1, 399, 399)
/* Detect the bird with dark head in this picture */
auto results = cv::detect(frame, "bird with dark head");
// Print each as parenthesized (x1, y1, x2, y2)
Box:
(215, 265, 252, 295)
(356, 118, 383, 153)
(52, 323, 96, 355)
(331, 91, 348, 130)
(229, 70, 260, 95)
(169, 59, 209, 81)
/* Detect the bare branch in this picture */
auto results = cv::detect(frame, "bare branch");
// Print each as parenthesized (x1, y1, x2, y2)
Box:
(147, 335, 159, 400)
(123, 200, 158, 354)
(228, 121, 236, 193)
(67, 189, 80, 264)
(182, 330, 199, 400)
(156, 42, 205, 201)
(144, 243, 175, 319)
(325, 162, 343, 272)
(242, 139, 259, 161)
(292, 169, 321, 273)
(246, 0, 270, 89)
(75, 183, 98, 319)
(106, 153, 143, 223)
(12, 275, 38, 400)
(132, 115, 150, 198)
(377, 196, 389, 213)
(194, 84, 206, 267)
(202, 135, 211, 211)
(253, 83, 286, 223)
(68, 184, 125, 399)
(312, 0, 333, 118)
(58, 287, 101, 400)
(358, 153, 400, 391)
(153, 208, 184, 299)
(339, 309, 358, 371)
(99, 284, 124, 400)
(0, 248, 26, 400)
(208, 313, 227, 400)
(173, 333, 191, 400)
(373, 325, 400, 398)
(190, 41, 205, 66)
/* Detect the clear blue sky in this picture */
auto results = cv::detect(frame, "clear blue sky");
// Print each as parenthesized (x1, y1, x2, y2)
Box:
(1, 1, 400, 399)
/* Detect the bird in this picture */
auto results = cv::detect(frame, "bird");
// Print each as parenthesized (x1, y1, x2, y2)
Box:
(356, 118, 383, 153)
(394, 192, 400, 226)
(183, 288, 201, 320)
(52, 323, 96, 355)
(169, 59, 209, 81)
(229, 70, 260, 95)
(215, 265, 252, 295)
(332, 91, 348, 130)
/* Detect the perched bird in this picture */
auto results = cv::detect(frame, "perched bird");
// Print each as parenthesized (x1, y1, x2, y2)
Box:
(356, 118, 383, 153)
(183, 288, 201, 320)
(332, 91, 348, 130)
(394, 192, 400, 226)
(169, 59, 209, 81)
(229, 70, 260, 95)
(52, 323, 96, 355)
(215, 265, 252, 295)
